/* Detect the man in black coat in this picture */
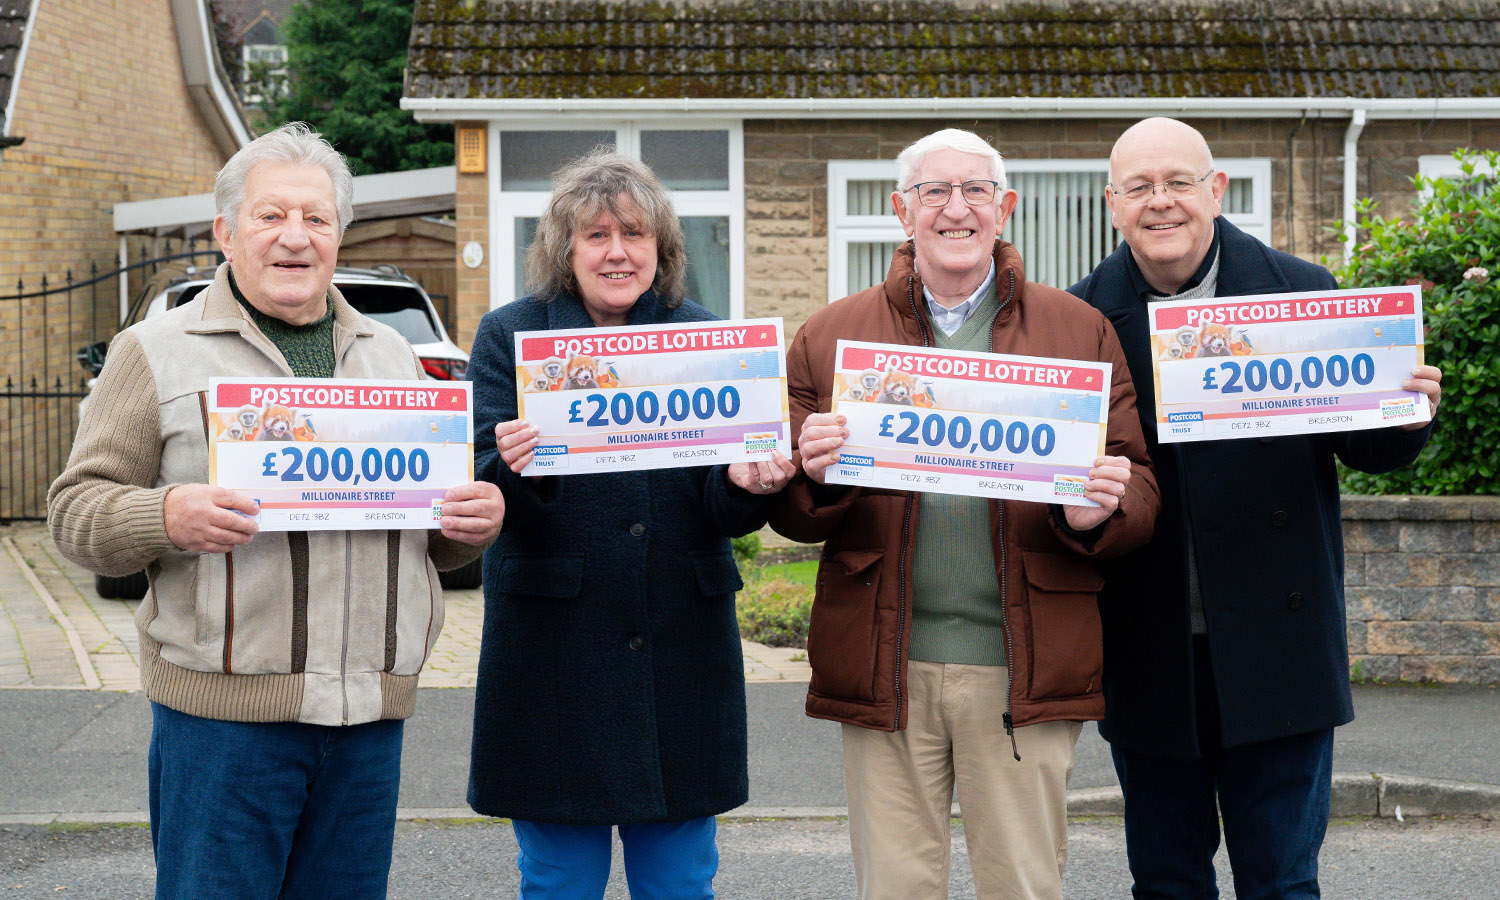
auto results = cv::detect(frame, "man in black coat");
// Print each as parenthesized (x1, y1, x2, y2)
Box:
(1069, 117, 1444, 900)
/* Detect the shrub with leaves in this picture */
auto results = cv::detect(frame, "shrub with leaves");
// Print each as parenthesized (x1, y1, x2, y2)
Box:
(1331, 149, 1500, 494)
(736, 577, 813, 648)
(731, 533, 762, 567)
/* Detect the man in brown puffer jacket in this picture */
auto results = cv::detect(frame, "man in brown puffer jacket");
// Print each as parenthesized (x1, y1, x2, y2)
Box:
(770, 128, 1159, 900)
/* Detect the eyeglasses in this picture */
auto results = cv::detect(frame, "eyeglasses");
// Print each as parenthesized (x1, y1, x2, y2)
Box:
(903, 180, 1000, 207)
(1109, 170, 1215, 207)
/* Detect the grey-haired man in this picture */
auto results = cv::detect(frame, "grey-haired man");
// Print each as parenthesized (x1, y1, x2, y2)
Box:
(49, 123, 503, 899)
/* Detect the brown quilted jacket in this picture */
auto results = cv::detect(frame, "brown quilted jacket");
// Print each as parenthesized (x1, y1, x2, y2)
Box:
(769, 240, 1160, 733)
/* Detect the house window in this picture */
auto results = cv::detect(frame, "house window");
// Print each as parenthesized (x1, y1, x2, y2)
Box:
(827, 157, 1272, 300)
(1418, 154, 1498, 196)
(490, 122, 743, 319)
(240, 43, 288, 106)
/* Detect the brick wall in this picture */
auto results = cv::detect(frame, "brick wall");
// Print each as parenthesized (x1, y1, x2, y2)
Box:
(1345, 496, 1500, 684)
(0, 1, 232, 519)
(452, 123, 490, 351)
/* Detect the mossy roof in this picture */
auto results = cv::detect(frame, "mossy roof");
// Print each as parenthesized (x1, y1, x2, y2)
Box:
(406, 0, 1500, 101)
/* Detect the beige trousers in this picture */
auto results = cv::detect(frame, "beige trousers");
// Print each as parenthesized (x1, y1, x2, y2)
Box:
(841, 660, 1083, 900)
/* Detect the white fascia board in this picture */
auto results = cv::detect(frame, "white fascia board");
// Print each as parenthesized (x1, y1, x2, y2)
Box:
(114, 166, 459, 235)
(171, 0, 252, 149)
(403, 96, 1500, 122)
(114, 191, 217, 234)
(346, 166, 458, 222)
(3, 0, 41, 137)
(349, 165, 456, 206)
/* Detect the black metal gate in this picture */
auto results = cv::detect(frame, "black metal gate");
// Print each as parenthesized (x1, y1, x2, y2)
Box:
(1, 245, 222, 522)
(0, 376, 89, 522)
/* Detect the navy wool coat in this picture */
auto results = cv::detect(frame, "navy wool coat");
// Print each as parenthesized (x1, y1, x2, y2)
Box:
(1069, 219, 1432, 760)
(466, 290, 771, 825)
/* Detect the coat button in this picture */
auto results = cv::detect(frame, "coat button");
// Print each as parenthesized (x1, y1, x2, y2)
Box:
(1271, 510, 1288, 527)
(629, 522, 645, 537)
(1287, 592, 1304, 610)
(628, 636, 644, 651)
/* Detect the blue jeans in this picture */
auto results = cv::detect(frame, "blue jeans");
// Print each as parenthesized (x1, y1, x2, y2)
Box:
(512, 817, 718, 900)
(1111, 639, 1334, 900)
(148, 702, 404, 900)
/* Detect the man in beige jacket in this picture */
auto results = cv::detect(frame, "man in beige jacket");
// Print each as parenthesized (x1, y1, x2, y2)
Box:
(48, 123, 502, 900)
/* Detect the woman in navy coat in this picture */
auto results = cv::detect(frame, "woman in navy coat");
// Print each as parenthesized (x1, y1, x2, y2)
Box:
(466, 149, 794, 899)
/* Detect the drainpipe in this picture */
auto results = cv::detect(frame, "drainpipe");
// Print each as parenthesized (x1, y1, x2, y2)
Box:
(119, 236, 130, 325)
(1343, 107, 1368, 263)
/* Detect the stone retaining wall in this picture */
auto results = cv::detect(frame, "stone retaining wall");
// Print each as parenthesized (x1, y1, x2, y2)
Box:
(1344, 496, 1500, 684)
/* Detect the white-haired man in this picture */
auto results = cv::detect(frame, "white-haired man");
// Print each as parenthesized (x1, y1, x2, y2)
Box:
(770, 128, 1160, 900)
(49, 123, 503, 899)
(1070, 117, 1442, 900)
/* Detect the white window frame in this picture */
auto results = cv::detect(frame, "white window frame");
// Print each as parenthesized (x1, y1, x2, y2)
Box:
(488, 120, 744, 319)
(240, 43, 288, 105)
(1214, 158, 1273, 243)
(1418, 154, 1498, 195)
(826, 156, 1273, 302)
(826, 160, 909, 302)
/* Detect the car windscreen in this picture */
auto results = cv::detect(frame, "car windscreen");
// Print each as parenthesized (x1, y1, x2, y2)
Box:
(174, 282, 443, 345)
(336, 284, 444, 345)
(172, 284, 207, 308)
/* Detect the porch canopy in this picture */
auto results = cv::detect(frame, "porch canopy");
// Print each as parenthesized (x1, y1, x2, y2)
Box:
(112, 165, 458, 240)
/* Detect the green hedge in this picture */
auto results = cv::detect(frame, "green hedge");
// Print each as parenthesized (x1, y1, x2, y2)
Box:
(1331, 150, 1500, 494)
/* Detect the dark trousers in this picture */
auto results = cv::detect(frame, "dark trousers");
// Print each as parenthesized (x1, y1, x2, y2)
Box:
(148, 702, 404, 900)
(1111, 637, 1334, 900)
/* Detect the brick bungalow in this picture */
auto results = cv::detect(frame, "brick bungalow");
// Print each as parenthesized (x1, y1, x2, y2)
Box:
(402, 0, 1500, 346)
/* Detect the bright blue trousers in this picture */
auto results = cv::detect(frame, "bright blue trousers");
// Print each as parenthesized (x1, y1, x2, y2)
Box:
(148, 702, 404, 900)
(512, 816, 718, 900)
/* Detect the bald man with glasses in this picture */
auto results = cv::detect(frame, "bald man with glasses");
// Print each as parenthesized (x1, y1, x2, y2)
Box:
(1069, 117, 1443, 900)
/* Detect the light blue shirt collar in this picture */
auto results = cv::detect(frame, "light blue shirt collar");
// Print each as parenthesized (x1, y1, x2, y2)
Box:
(922, 262, 996, 336)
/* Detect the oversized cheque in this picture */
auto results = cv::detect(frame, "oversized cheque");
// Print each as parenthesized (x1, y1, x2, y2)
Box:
(515, 318, 791, 475)
(1149, 285, 1430, 443)
(208, 377, 474, 531)
(824, 340, 1110, 507)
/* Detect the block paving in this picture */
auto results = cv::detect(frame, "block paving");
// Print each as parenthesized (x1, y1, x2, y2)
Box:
(0, 523, 810, 694)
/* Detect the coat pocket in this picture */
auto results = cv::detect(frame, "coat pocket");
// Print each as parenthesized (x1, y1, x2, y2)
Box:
(692, 552, 744, 596)
(806, 548, 884, 702)
(1021, 549, 1105, 700)
(495, 553, 584, 599)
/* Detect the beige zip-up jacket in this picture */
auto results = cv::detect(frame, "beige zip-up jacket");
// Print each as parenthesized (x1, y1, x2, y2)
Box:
(48, 264, 481, 726)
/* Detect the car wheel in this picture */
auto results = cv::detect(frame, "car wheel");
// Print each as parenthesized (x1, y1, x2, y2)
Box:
(96, 571, 149, 600)
(438, 557, 483, 590)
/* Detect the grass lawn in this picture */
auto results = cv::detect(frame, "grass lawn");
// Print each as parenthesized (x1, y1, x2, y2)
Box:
(751, 558, 818, 586)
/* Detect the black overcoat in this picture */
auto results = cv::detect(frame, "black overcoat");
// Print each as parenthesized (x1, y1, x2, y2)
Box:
(1069, 219, 1432, 759)
(466, 290, 769, 824)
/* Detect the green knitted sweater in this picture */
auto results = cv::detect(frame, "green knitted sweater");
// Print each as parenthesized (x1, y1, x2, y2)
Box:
(908, 287, 1008, 667)
(229, 271, 336, 378)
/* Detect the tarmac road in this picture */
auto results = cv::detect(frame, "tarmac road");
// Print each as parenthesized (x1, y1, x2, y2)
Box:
(4, 816, 1499, 899)
(3, 682, 1498, 819)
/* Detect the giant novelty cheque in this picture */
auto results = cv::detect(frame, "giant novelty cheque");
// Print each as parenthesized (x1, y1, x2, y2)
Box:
(208, 377, 474, 531)
(1149, 285, 1430, 443)
(514, 318, 791, 475)
(824, 340, 1111, 507)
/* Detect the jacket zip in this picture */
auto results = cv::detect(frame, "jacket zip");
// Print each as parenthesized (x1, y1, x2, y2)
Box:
(903, 264, 1021, 754)
(992, 268, 1021, 761)
(198, 391, 237, 674)
(340, 531, 353, 725)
